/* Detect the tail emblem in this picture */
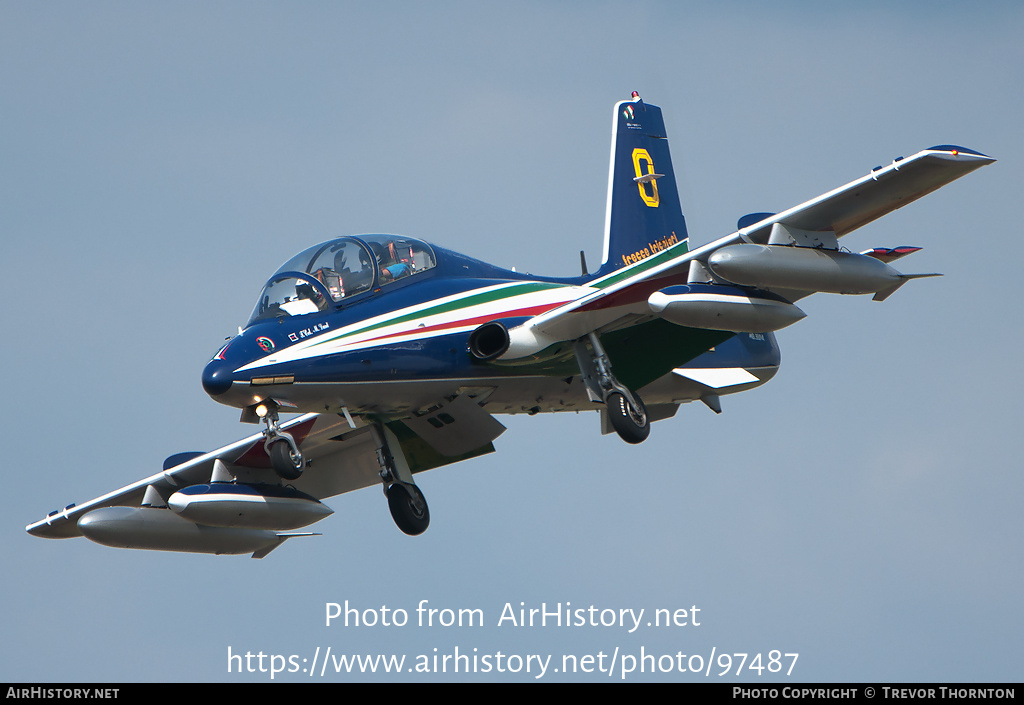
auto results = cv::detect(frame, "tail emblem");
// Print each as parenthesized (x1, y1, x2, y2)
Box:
(631, 148, 661, 208)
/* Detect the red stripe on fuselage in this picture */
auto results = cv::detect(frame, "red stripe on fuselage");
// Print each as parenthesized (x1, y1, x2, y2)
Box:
(573, 273, 686, 312)
(348, 301, 572, 347)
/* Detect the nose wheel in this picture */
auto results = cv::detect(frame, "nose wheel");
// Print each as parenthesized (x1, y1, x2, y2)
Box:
(268, 438, 304, 480)
(254, 402, 305, 480)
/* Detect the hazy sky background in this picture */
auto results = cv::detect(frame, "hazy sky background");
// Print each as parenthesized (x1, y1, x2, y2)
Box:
(2, 1, 1021, 682)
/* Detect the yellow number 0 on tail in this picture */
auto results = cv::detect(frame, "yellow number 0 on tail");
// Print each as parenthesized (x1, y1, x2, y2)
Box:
(632, 148, 660, 208)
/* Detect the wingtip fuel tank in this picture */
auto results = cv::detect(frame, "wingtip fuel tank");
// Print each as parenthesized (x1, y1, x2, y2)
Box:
(77, 506, 288, 556)
(75, 484, 331, 556)
(707, 244, 907, 296)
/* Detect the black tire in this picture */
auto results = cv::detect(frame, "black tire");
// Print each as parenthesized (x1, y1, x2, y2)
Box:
(387, 483, 430, 536)
(269, 440, 303, 480)
(606, 391, 650, 444)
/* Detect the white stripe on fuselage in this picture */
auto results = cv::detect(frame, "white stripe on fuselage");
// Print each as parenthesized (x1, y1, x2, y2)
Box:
(235, 280, 590, 373)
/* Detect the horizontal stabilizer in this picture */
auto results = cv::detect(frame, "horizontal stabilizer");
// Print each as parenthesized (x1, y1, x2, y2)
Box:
(673, 367, 760, 388)
(737, 212, 776, 230)
(861, 246, 923, 263)
(633, 172, 665, 184)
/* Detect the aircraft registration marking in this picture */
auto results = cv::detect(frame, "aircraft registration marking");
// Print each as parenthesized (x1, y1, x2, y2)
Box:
(288, 322, 330, 343)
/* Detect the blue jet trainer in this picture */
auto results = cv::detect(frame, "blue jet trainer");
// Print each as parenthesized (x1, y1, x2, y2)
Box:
(28, 93, 993, 557)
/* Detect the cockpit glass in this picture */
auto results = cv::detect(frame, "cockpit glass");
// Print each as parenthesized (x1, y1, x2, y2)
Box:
(358, 234, 437, 285)
(273, 239, 375, 301)
(247, 274, 329, 326)
(247, 235, 437, 328)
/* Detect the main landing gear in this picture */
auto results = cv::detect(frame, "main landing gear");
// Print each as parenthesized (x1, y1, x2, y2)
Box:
(605, 390, 649, 444)
(372, 423, 430, 535)
(386, 483, 430, 536)
(256, 402, 305, 480)
(575, 332, 650, 444)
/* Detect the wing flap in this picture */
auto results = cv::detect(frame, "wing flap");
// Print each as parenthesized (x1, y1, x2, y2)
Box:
(401, 393, 506, 457)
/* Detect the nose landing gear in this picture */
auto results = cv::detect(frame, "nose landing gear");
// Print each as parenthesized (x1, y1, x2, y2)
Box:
(252, 402, 305, 480)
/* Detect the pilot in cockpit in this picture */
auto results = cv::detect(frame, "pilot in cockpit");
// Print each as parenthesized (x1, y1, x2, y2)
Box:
(312, 266, 343, 301)
(374, 240, 412, 283)
(288, 277, 328, 315)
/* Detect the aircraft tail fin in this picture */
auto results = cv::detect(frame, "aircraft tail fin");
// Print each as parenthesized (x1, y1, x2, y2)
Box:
(598, 94, 689, 276)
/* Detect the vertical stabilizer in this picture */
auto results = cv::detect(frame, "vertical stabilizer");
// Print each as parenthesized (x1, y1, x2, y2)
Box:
(599, 94, 689, 276)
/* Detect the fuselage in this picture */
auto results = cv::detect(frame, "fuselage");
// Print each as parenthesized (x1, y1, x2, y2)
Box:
(201, 234, 780, 420)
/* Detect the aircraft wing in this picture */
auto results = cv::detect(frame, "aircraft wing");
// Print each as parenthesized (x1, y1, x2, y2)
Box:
(732, 145, 994, 241)
(509, 145, 993, 353)
(26, 410, 496, 542)
(26, 414, 353, 539)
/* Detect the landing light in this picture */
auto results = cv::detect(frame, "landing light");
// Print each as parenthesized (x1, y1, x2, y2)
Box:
(255, 404, 269, 419)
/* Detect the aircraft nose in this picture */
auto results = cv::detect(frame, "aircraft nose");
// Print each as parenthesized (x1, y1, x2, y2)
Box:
(202, 359, 234, 397)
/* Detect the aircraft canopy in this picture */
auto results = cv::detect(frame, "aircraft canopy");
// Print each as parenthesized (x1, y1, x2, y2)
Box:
(247, 235, 436, 327)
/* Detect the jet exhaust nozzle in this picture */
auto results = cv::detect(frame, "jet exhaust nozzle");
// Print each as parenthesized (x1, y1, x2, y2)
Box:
(468, 321, 510, 360)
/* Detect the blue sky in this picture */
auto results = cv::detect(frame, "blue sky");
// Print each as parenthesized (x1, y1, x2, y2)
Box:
(2, 2, 1021, 682)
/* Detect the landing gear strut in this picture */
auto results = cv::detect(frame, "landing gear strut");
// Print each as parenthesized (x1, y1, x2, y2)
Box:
(371, 423, 430, 535)
(256, 402, 304, 480)
(575, 332, 650, 444)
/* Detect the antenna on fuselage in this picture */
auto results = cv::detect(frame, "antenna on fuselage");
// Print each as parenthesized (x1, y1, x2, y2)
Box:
(580, 250, 589, 276)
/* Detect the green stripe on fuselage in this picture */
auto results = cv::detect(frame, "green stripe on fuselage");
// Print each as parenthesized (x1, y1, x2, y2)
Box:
(589, 238, 690, 290)
(308, 281, 566, 349)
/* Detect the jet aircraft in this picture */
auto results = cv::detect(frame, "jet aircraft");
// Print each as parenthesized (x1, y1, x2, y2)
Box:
(27, 93, 993, 557)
